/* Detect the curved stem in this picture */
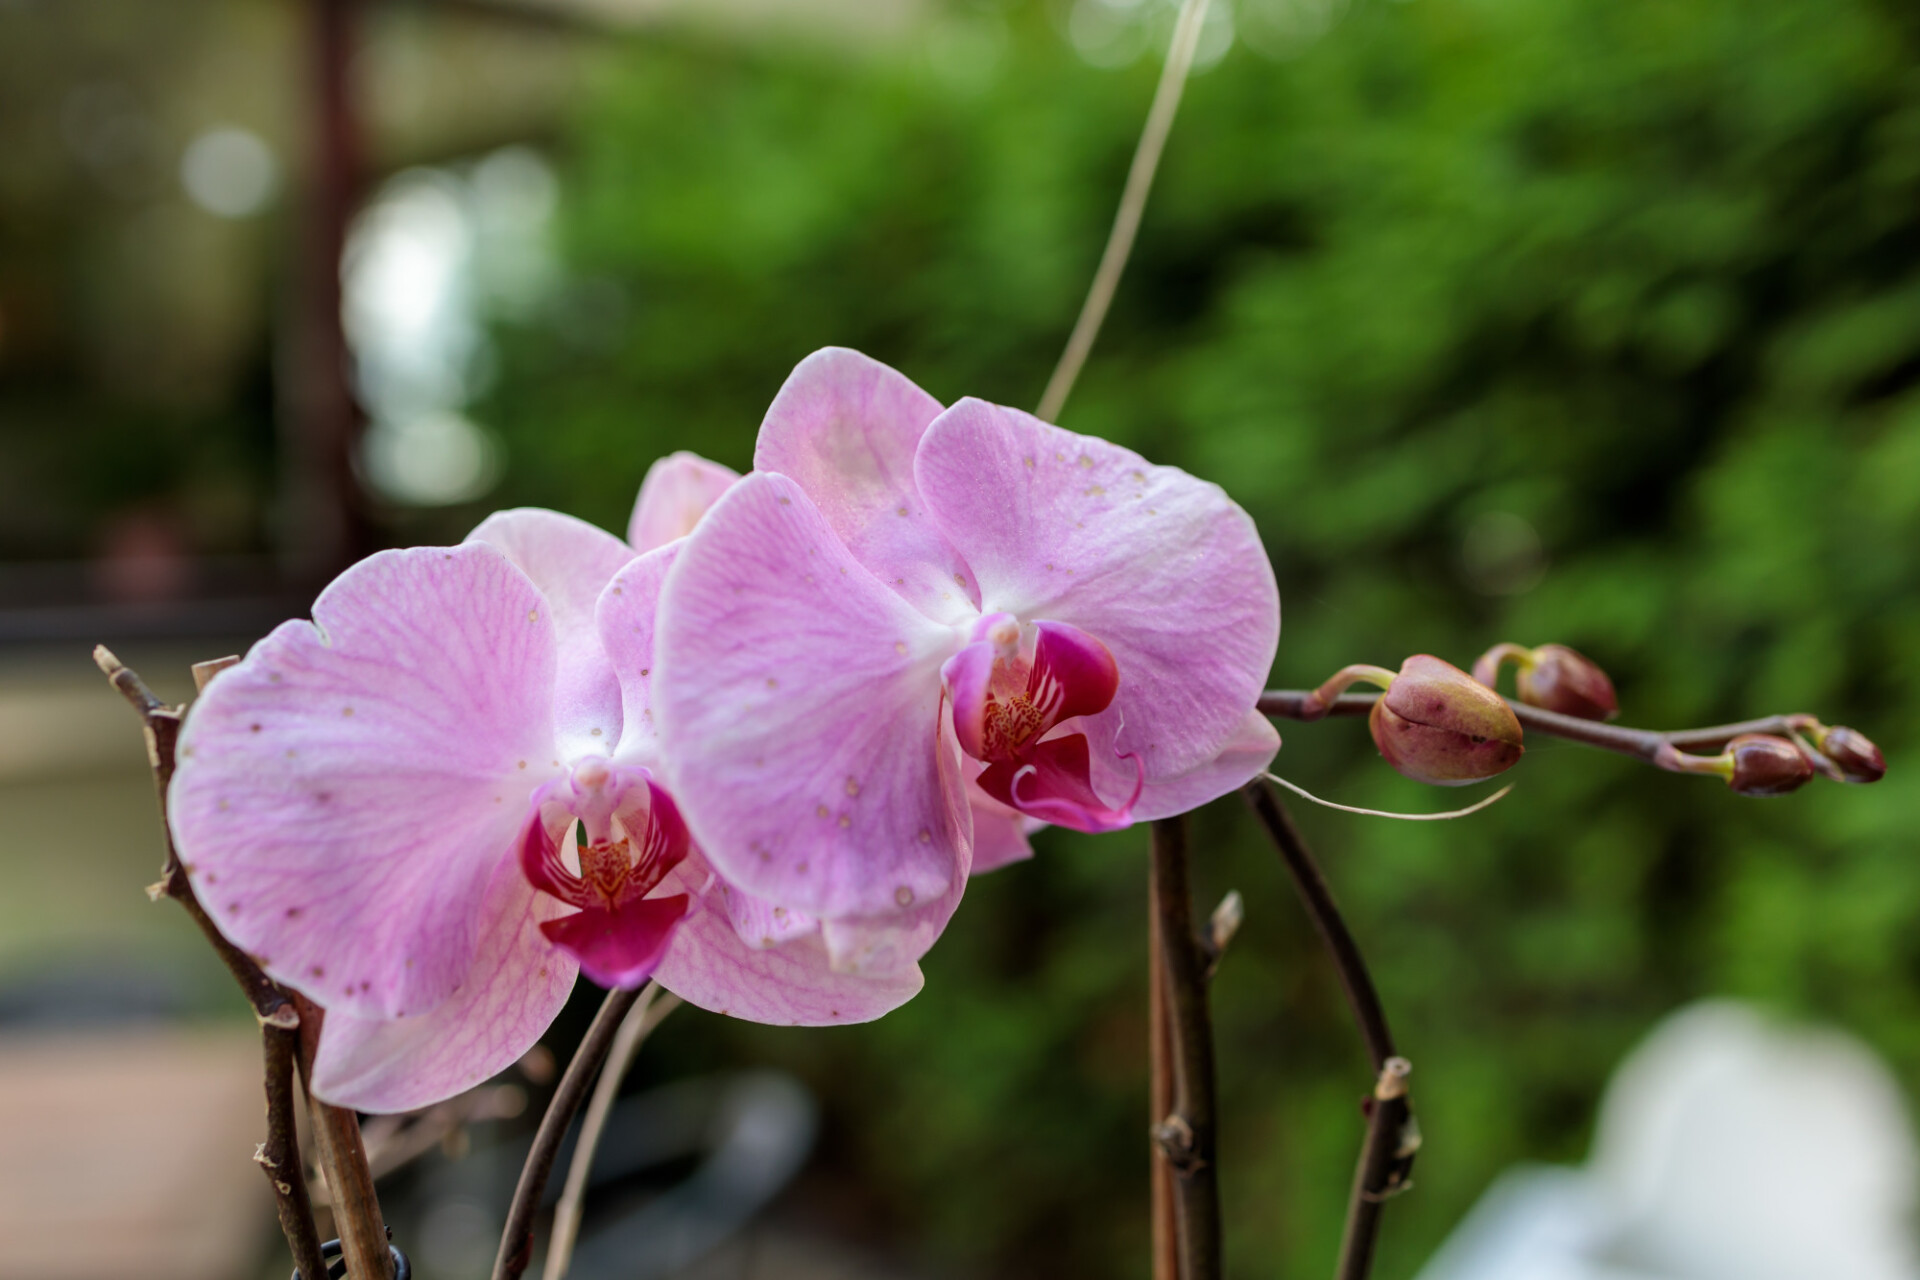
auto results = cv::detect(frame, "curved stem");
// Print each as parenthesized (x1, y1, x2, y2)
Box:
(541, 984, 681, 1280)
(1259, 689, 1822, 763)
(1035, 0, 1213, 423)
(492, 984, 646, 1280)
(1241, 782, 1416, 1280)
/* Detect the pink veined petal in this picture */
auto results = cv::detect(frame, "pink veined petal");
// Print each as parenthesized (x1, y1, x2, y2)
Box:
(915, 399, 1280, 782)
(542, 893, 691, 990)
(976, 733, 1142, 834)
(754, 347, 979, 626)
(967, 787, 1037, 874)
(718, 880, 820, 950)
(595, 544, 678, 765)
(168, 543, 561, 1022)
(309, 857, 578, 1113)
(466, 508, 635, 754)
(1087, 707, 1281, 821)
(656, 472, 970, 921)
(628, 451, 741, 553)
(651, 845, 924, 1025)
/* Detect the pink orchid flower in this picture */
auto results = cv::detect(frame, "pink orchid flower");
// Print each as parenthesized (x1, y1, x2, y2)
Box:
(653, 348, 1280, 931)
(168, 455, 938, 1113)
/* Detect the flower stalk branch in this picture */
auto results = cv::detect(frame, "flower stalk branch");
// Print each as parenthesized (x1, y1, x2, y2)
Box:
(493, 982, 648, 1280)
(542, 983, 681, 1280)
(1149, 815, 1222, 1280)
(1258, 689, 1883, 785)
(1242, 781, 1416, 1280)
(95, 648, 330, 1280)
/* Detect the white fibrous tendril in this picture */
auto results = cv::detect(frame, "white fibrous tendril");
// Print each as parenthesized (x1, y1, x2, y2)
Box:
(1260, 773, 1513, 821)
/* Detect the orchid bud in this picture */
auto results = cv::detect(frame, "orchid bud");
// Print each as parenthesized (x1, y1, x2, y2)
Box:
(1517, 644, 1618, 721)
(1724, 734, 1816, 797)
(1811, 724, 1886, 784)
(1370, 654, 1525, 786)
(1472, 641, 1618, 721)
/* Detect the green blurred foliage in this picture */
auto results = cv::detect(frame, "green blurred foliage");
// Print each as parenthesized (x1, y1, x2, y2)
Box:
(482, 0, 1920, 1275)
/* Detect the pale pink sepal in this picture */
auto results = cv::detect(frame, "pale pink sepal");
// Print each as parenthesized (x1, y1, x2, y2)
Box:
(655, 472, 969, 921)
(651, 846, 924, 1025)
(308, 859, 578, 1113)
(967, 789, 1036, 874)
(465, 508, 635, 756)
(168, 543, 561, 1022)
(915, 398, 1280, 783)
(628, 452, 741, 553)
(595, 544, 678, 762)
(754, 348, 979, 625)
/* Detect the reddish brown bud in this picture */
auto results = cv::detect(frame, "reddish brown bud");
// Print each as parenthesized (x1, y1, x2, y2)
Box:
(1515, 644, 1618, 721)
(1370, 655, 1525, 786)
(1725, 734, 1815, 797)
(1817, 725, 1885, 784)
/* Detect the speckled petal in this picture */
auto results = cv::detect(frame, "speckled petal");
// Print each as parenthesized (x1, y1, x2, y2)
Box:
(595, 544, 678, 763)
(651, 845, 924, 1025)
(466, 508, 635, 755)
(655, 473, 969, 920)
(915, 399, 1280, 782)
(308, 859, 577, 1113)
(169, 542, 561, 1022)
(754, 347, 978, 625)
(628, 451, 741, 553)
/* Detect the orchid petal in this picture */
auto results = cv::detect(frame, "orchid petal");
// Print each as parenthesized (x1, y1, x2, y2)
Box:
(628, 451, 740, 553)
(915, 399, 1280, 781)
(1087, 706, 1281, 820)
(541, 893, 690, 990)
(656, 473, 969, 920)
(941, 638, 997, 762)
(169, 543, 559, 1021)
(308, 859, 577, 1113)
(466, 508, 634, 755)
(718, 881, 820, 950)
(595, 544, 677, 764)
(755, 347, 979, 625)
(652, 845, 923, 1025)
(967, 789, 1037, 874)
(976, 733, 1141, 834)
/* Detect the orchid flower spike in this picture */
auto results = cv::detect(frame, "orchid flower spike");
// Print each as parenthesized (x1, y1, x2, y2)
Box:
(653, 348, 1281, 933)
(169, 457, 934, 1114)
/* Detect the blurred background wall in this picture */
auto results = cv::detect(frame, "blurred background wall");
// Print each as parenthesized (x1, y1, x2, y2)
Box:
(2, 0, 1918, 1277)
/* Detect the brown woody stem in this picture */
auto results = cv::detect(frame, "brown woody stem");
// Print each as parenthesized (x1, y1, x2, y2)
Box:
(95, 648, 328, 1280)
(493, 983, 647, 1280)
(1242, 782, 1417, 1280)
(1149, 816, 1221, 1280)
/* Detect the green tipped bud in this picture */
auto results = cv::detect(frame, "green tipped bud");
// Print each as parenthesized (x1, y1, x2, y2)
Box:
(1371, 654, 1525, 786)
(1814, 725, 1886, 784)
(1472, 641, 1618, 721)
(1725, 734, 1815, 797)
